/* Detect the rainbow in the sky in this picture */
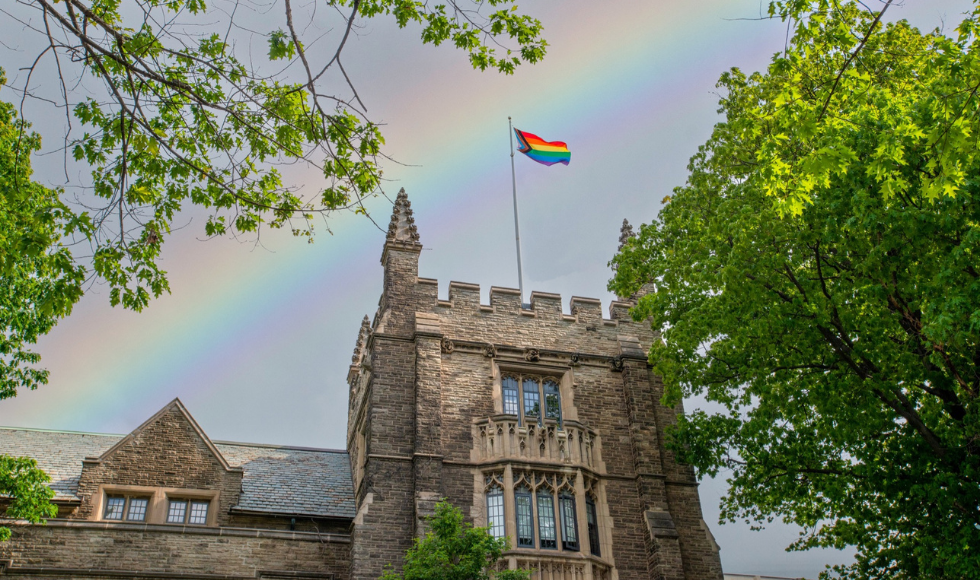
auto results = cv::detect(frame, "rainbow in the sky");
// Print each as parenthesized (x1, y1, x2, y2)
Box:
(514, 128, 571, 166)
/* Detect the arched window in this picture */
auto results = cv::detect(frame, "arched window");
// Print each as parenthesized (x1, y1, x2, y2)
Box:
(559, 492, 579, 551)
(502, 377, 519, 415)
(543, 380, 561, 424)
(515, 483, 535, 548)
(486, 484, 504, 539)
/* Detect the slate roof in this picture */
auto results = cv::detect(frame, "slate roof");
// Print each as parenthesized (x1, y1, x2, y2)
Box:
(0, 427, 355, 519)
(215, 441, 355, 518)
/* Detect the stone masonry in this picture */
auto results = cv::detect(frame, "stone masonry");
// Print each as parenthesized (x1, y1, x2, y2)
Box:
(1, 188, 722, 580)
(346, 190, 724, 580)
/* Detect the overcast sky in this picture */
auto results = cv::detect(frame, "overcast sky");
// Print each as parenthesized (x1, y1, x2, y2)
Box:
(1, 1, 972, 577)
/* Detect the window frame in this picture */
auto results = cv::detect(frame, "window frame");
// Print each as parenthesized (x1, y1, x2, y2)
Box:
(558, 491, 579, 552)
(536, 491, 558, 550)
(486, 483, 505, 540)
(166, 498, 188, 523)
(514, 483, 535, 548)
(126, 497, 149, 522)
(586, 495, 601, 557)
(500, 372, 563, 428)
(103, 495, 126, 520)
(102, 494, 151, 522)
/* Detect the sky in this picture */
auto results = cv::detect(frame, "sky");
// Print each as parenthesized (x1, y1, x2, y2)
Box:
(1, 0, 973, 577)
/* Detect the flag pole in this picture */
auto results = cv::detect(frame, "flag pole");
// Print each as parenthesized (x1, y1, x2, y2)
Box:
(508, 117, 526, 307)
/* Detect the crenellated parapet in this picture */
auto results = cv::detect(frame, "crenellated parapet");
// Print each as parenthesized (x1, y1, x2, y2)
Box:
(419, 280, 640, 327)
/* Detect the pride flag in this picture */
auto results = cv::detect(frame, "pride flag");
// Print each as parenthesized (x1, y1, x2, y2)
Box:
(514, 129, 571, 166)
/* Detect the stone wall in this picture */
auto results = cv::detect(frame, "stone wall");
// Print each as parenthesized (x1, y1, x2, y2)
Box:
(348, 196, 724, 580)
(74, 402, 243, 526)
(0, 523, 350, 580)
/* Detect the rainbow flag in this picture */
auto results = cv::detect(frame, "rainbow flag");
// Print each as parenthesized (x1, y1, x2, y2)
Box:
(514, 129, 571, 166)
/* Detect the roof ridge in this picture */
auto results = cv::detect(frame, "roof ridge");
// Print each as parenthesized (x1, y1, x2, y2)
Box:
(212, 440, 348, 454)
(0, 426, 123, 437)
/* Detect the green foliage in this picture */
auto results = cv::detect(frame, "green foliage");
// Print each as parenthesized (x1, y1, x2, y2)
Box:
(0, 455, 58, 542)
(17, 0, 546, 312)
(0, 72, 88, 398)
(2, 0, 547, 390)
(379, 501, 530, 580)
(610, 2, 980, 579)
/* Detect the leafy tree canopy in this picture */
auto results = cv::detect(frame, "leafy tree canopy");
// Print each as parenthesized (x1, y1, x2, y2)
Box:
(379, 501, 530, 580)
(0, 73, 88, 398)
(0, 455, 58, 542)
(1, 0, 546, 389)
(611, 1, 980, 578)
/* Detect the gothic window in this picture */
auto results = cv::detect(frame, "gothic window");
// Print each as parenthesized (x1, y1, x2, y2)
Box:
(537, 492, 558, 549)
(544, 380, 562, 424)
(103, 496, 125, 520)
(486, 485, 505, 539)
(559, 492, 579, 551)
(522, 378, 540, 421)
(501, 374, 562, 427)
(502, 377, 519, 415)
(586, 495, 601, 557)
(515, 483, 535, 548)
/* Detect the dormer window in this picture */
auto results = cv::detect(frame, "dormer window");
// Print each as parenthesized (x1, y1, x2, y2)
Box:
(103, 496, 125, 520)
(501, 374, 562, 427)
(103, 494, 149, 522)
(98, 487, 216, 526)
(167, 499, 210, 525)
(127, 498, 148, 521)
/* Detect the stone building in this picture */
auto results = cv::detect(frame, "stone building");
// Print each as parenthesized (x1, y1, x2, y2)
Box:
(0, 189, 723, 580)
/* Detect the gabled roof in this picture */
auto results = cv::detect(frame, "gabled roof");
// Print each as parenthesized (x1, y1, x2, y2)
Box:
(91, 398, 238, 473)
(0, 407, 356, 519)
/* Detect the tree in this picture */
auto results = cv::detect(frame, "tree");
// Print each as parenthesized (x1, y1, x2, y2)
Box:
(0, 71, 88, 398)
(610, 2, 980, 579)
(0, 455, 58, 542)
(379, 501, 530, 580)
(1, 0, 547, 387)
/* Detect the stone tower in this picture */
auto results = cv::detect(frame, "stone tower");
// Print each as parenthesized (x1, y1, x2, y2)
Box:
(347, 190, 723, 580)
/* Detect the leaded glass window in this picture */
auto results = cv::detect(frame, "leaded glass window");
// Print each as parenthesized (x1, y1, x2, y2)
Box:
(522, 378, 540, 421)
(515, 484, 535, 548)
(167, 499, 187, 523)
(127, 498, 148, 522)
(537, 493, 557, 549)
(502, 377, 519, 415)
(559, 492, 579, 551)
(103, 496, 125, 520)
(188, 501, 209, 525)
(486, 485, 505, 539)
(500, 374, 562, 428)
(543, 380, 561, 423)
(586, 496, 600, 556)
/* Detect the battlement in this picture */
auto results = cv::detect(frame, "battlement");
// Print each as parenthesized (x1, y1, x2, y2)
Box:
(419, 278, 636, 325)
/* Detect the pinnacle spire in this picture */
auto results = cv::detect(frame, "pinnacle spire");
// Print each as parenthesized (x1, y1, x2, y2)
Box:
(351, 315, 371, 366)
(618, 218, 635, 251)
(386, 188, 420, 244)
